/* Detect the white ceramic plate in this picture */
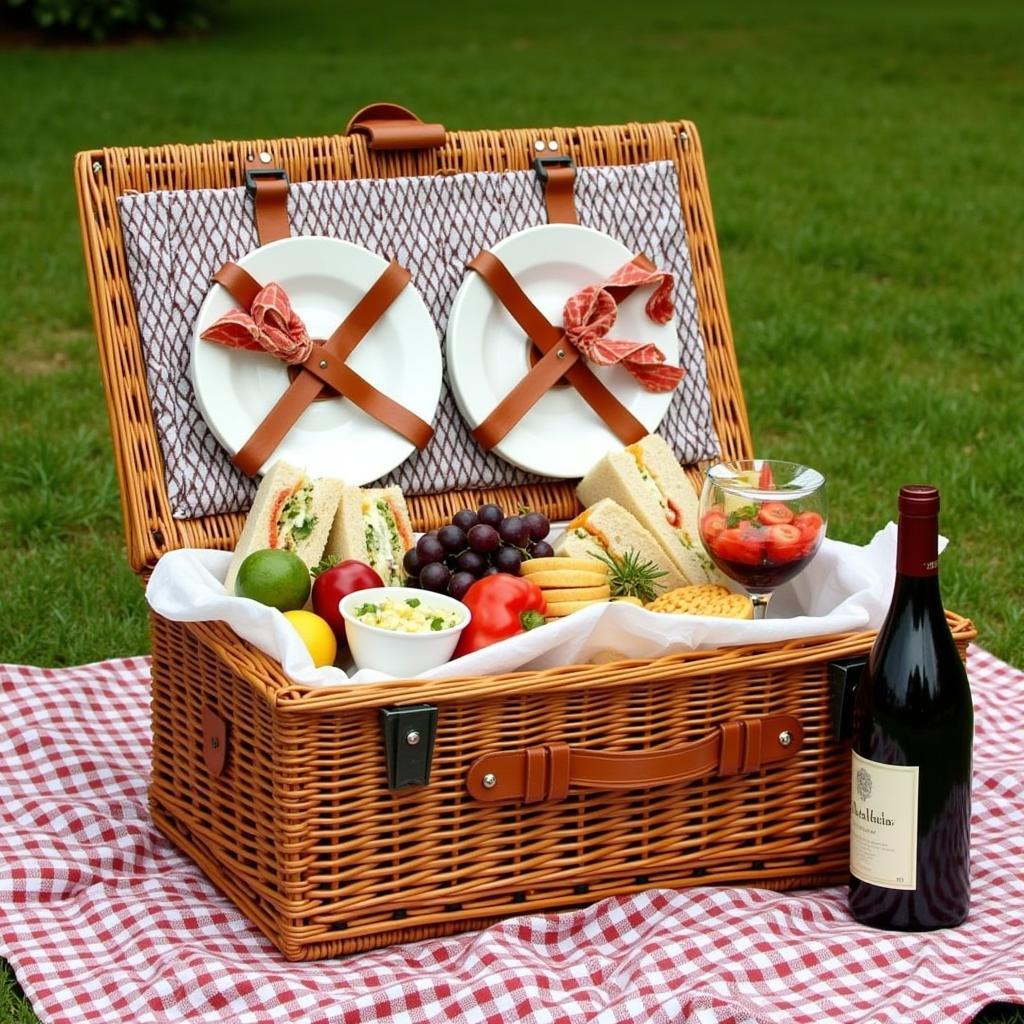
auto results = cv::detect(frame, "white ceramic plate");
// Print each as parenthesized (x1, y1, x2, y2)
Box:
(191, 236, 440, 482)
(445, 224, 678, 478)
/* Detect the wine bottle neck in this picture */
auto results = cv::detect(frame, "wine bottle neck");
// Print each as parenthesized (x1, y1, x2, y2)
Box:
(896, 511, 939, 578)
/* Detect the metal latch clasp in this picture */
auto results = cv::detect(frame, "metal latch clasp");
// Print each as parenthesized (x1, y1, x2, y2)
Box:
(828, 657, 867, 740)
(533, 154, 575, 183)
(244, 166, 289, 196)
(379, 704, 438, 790)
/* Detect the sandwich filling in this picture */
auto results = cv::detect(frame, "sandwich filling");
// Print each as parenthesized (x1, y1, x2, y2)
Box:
(566, 509, 611, 558)
(362, 497, 409, 586)
(270, 482, 318, 551)
(626, 444, 691, 550)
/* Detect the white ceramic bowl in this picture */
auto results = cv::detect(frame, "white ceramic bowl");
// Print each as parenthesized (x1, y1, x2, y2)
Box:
(339, 587, 471, 676)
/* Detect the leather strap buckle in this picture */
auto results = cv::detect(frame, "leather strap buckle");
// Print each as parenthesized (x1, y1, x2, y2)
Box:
(533, 154, 575, 182)
(534, 155, 578, 225)
(244, 165, 289, 197)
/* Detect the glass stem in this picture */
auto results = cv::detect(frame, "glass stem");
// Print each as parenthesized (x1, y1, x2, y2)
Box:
(749, 592, 772, 620)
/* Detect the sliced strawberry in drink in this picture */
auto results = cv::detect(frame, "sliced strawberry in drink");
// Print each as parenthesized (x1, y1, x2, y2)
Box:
(713, 522, 766, 565)
(758, 463, 776, 490)
(700, 508, 727, 544)
(765, 523, 804, 563)
(792, 511, 824, 554)
(757, 501, 794, 526)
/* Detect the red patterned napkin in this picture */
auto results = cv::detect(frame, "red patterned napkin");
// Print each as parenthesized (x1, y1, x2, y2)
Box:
(200, 281, 313, 364)
(563, 260, 684, 392)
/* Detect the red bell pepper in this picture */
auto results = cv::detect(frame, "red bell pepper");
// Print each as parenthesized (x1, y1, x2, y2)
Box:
(453, 574, 547, 657)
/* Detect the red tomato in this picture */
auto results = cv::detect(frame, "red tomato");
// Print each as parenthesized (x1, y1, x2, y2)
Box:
(765, 523, 804, 563)
(700, 508, 727, 543)
(757, 501, 795, 526)
(311, 560, 384, 642)
(792, 511, 824, 553)
(712, 526, 764, 565)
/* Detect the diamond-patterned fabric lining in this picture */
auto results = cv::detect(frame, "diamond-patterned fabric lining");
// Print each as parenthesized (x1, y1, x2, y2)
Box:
(118, 162, 719, 520)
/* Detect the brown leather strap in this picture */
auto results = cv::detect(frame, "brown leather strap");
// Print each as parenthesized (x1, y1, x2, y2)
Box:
(466, 251, 647, 450)
(244, 155, 290, 245)
(543, 165, 579, 225)
(346, 102, 446, 151)
(465, 714, 803, 804)
(211, 260, 433, 475)
(212, 262, 262, 306)
(297, 345, 434, 450)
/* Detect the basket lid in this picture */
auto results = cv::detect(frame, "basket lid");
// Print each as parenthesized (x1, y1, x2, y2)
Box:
(75, 116, 751, 576)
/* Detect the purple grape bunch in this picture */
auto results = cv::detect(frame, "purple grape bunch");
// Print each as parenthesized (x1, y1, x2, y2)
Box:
(403, 503, 552, 597)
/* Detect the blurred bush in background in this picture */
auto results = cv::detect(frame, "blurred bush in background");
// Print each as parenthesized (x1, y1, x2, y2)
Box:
(2, 0, 219, 40)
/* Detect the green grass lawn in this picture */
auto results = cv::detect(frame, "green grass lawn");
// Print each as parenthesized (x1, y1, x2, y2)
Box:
(2, 1, 1022, 1020)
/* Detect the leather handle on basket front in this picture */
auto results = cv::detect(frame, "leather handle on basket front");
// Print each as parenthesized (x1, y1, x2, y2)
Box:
(465, 714, 803, 805)
(346, 102, 445, 150)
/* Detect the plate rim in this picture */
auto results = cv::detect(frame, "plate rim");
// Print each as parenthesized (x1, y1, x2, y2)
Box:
(445, 223, 677, 477)
(190, 235, 441, 481)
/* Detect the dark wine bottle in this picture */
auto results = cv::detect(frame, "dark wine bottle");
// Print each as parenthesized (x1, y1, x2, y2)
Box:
(848, 485, 973, 930)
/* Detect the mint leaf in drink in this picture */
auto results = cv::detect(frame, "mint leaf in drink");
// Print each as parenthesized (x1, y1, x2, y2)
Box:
(726, 505, 760, 529)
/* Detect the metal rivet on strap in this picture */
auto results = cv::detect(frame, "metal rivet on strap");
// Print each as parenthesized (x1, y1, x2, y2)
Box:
(548, 139, 559, 151)
(556, 349, 566, 360)
(319, 359, 328, 369)
(482, 773, 497, 789)
(534, 139, 546, 152)
(778, 730, 793, 747)
(210, 736, 220, 749)
(259, 150, 273, 164)
(405, 730, 420, 747)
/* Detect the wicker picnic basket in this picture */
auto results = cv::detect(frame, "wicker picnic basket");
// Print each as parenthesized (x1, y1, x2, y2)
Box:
(75, 108, 975, 960)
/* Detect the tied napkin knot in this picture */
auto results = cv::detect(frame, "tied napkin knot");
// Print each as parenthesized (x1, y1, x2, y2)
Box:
(562, 261, 684, 392)
(200, 282, 313, 365)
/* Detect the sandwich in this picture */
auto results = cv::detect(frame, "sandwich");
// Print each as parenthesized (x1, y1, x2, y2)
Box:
(576, 433, 728, 587)
(224, 460, 344, 592)
(554, 498, 686, 597)
(324, 485, 414, 586)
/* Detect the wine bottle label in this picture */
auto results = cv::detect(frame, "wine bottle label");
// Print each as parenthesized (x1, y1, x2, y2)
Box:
(849, 752, 919, 890)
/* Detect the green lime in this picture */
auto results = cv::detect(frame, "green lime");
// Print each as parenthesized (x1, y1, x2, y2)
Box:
(235, 548, 311, 611)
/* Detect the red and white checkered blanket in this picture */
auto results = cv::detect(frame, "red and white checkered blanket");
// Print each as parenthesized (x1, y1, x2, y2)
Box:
(2, 648, 1022, 1024)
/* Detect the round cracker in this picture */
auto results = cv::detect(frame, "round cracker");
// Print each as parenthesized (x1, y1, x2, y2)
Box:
(646, 584, 753, 619)
(543, 584, 612, 604)
(521, 557, 608, 577)
(527, 570, 610, 589)
(545, 598, 610, 617)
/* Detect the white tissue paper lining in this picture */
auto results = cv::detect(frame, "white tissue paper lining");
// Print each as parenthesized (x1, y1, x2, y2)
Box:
(145, 523, 931, 688)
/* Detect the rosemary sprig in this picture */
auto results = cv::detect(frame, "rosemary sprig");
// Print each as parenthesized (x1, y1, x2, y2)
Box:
(589, 549, 668, 604)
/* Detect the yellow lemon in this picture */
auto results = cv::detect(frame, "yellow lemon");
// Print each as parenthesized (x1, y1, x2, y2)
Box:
(283, 610, 337, 668)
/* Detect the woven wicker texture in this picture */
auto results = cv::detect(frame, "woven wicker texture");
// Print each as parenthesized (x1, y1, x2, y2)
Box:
(75, 120, 750, 573)
(76, 117, 974, 961)
(148, 611, 976, 960)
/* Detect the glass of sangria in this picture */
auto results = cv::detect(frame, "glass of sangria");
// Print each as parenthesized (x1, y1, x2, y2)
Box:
(698, 459, 827, 620)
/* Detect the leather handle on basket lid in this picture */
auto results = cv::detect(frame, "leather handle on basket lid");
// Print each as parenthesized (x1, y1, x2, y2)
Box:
(465, 714, 803, 805)
(346, 102, 445, 151)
